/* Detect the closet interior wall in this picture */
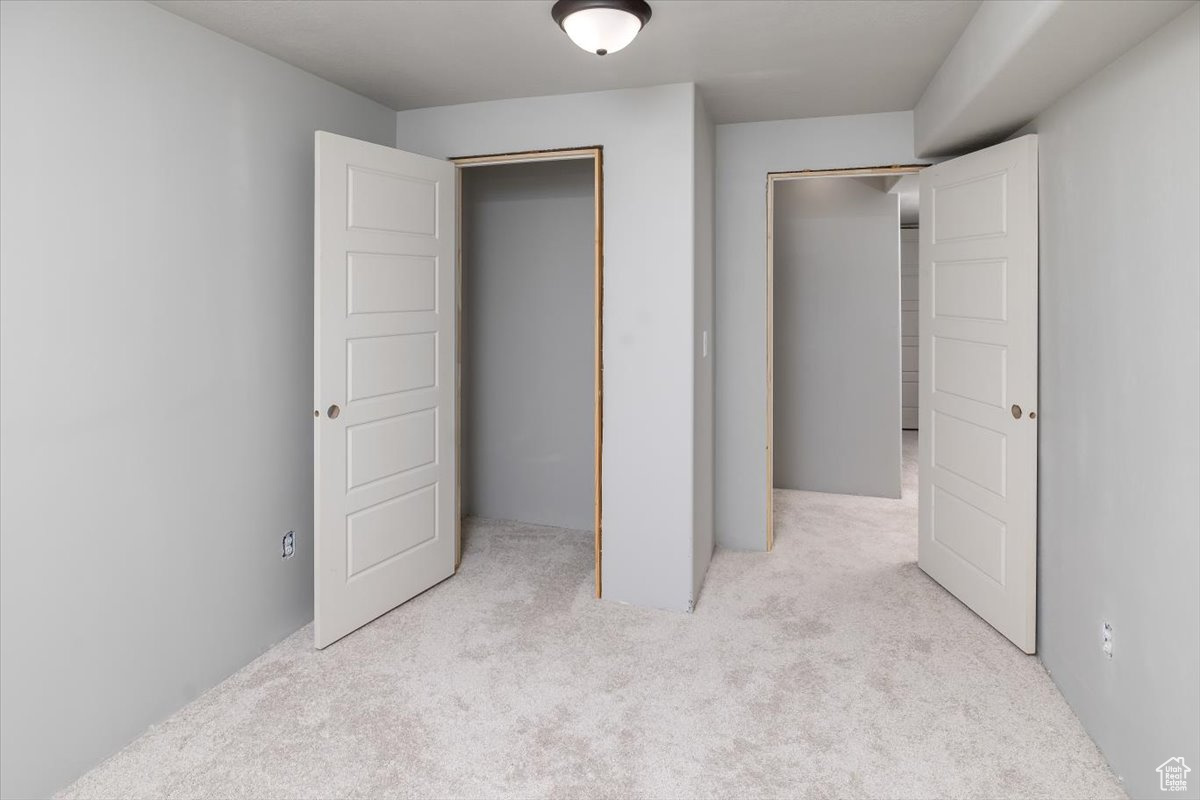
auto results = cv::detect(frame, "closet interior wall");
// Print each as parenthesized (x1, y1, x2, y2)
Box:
(460, 159, 596, 532)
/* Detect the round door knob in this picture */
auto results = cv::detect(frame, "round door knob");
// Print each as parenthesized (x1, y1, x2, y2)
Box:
(327, 404, 341, 419)
(1011, 404, 1023, 419)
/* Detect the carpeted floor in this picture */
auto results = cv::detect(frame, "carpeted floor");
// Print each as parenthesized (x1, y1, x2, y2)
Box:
(60, 433, 1124, 799)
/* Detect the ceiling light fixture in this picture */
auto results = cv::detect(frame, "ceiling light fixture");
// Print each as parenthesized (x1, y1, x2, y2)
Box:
(551, 0, 653, 57)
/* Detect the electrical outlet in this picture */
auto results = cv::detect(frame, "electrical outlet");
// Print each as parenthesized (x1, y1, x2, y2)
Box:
(1102, 621, 1113, 658)
(282, 530, 295, 559)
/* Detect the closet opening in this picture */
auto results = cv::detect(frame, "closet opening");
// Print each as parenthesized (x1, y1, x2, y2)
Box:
(453, 148, 604, 596)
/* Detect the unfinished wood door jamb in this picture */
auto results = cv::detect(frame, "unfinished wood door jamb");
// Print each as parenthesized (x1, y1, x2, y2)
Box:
(452, 146, 605, 598)
(764, 164, 928, 551)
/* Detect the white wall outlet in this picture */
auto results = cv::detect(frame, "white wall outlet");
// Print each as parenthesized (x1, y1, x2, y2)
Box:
(282, 530, 295, 559)
(1102, 621, 1113, 658)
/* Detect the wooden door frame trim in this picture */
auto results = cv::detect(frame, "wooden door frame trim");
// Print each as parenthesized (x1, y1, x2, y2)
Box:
(453, 146, 603, 166)
(764, 163, 929, 550)
(451, 146, 605, 598)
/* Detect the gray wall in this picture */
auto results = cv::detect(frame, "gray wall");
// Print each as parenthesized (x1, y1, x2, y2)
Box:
(396, 84, 702, 612)
(692, 93, 715, 601)
(0, 2, 396, 797)
(1030, 6, 1200, 797)
(714, 111, 917, 549)
(460, 160, 595, 531)
(772, 177, 901, 498)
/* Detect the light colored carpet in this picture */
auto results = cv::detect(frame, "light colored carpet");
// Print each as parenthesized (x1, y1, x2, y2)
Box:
(60, 433, 1124, 799)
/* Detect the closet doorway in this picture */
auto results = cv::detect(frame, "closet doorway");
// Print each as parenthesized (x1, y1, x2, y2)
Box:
(453, 148, 604, 597)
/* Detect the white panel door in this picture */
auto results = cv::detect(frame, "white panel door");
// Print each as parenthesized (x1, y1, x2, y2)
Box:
(918, 135, 1038, 653)
(314, 131, 456, 649)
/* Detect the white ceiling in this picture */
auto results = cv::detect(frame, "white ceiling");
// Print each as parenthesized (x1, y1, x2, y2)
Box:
(153, 0, 981, 124)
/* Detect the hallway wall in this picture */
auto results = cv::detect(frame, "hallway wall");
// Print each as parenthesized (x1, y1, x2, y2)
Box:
(1029, 6, 1200, 796)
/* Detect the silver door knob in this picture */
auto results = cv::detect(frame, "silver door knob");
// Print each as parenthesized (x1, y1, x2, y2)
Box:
(1011, 404, 1022, 419)
(327, 404, 341, 419)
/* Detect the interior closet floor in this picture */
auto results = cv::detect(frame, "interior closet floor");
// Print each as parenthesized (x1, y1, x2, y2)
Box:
(60, 433, 1123, 799)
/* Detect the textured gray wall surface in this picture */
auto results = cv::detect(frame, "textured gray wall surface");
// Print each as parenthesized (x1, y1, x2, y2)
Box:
(0, 2, 396, 796)
(461, 160, 595, 531)
(1031, 7, 1200, 798)
(693, 93, 716, 600)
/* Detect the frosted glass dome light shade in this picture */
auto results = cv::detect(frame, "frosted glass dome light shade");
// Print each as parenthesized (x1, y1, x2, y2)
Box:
(561, 9, 641, 55)
(551, 0, 652, 56)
